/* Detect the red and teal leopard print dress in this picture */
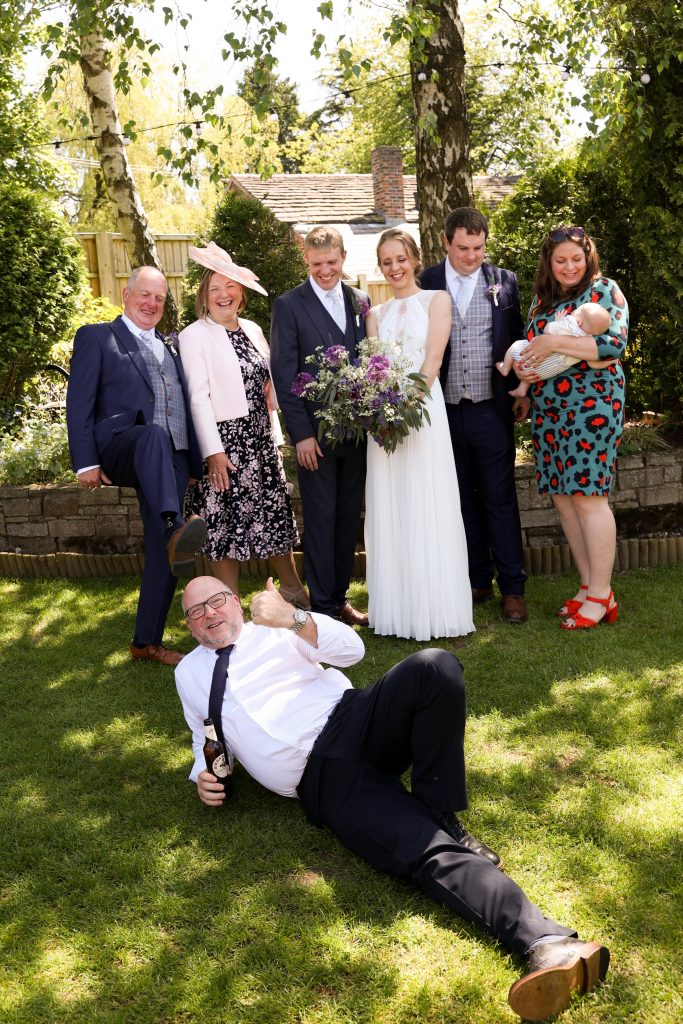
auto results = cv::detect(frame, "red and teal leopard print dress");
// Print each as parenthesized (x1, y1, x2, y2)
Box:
(526, 276, 628, 496)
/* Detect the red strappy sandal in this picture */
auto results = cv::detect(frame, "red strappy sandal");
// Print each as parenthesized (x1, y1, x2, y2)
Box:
(561, 591, 618, 630)
(556, 584, 588, 618)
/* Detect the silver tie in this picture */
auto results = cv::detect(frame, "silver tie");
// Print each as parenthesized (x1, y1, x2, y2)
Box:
(327, 290, 346, 332)
(140, 329, 164, 363)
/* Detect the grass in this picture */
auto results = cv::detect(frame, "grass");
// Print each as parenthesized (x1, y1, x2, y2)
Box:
(1, 566, 682, 1023)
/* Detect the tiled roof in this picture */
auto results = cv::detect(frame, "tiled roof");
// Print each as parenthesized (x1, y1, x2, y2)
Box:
(228, 172, 519, 225)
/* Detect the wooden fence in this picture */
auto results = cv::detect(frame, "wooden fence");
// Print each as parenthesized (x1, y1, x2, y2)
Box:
(77, 232, 390, 308)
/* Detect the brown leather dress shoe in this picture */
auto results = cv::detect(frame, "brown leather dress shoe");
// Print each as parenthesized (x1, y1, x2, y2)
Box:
(167, 515, 207, 576)
(130, 643, 184, 667)
(502, 593, 528, 624)
(508, 938, 610, 1020)
(472, 586, 494, 603)
(336, 602, 369, 627)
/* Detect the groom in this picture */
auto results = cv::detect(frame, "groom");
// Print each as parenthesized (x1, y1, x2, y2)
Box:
(420, 208, 529, 624)
(270, 227, 369, 626)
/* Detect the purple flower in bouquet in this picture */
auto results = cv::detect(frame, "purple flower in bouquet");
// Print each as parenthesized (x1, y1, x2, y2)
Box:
(291, 371, 315, 398)
(379, 388, 400, 405)
(323, 345, 348, 368)
(366, 354, 390, 383)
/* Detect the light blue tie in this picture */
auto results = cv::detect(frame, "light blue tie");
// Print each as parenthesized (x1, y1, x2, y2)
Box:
(140, 328, 164, 363)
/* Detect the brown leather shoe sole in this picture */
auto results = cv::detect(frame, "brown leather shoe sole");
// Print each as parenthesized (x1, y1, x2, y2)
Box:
(130, 643, 184, 667)
(508, 942, 609, 1021)
(168, 516, 207, 576)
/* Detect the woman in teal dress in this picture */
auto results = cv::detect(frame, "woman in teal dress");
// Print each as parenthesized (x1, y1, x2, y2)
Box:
(518, 227, 628, 629)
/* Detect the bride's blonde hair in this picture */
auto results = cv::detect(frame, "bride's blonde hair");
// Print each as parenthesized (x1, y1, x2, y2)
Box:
(376, 228, 423, 277)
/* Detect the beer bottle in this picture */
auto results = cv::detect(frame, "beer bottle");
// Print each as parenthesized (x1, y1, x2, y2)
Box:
(203, 717, 234, 800)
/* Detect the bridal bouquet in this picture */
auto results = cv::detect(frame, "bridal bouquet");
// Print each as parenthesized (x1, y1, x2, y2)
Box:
(291, 337, 431, 454)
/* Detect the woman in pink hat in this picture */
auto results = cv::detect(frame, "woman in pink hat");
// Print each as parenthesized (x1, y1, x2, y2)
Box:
(179, 242, 308, 606)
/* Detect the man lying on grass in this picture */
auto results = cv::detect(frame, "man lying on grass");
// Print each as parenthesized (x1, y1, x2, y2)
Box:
(175, 575, 610, 1021)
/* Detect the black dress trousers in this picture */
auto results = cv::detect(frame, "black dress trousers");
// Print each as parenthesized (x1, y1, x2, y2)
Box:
(298, 649, 574, 955)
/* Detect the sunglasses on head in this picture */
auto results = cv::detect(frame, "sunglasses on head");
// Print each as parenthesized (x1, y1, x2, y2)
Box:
(548, 226, 585, 243)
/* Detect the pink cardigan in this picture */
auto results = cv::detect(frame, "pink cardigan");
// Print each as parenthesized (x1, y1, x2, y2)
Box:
(178, 316, 283, 459)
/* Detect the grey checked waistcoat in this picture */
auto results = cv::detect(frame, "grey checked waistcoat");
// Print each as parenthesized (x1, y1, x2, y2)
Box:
(136, 339, 189, 451)
(444, 274, 494, 404)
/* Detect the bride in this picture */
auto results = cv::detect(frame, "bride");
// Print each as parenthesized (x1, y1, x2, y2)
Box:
(365, 229, 474, 641)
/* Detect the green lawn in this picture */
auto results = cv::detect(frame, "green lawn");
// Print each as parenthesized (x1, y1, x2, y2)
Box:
(1, 567, 682, 1023)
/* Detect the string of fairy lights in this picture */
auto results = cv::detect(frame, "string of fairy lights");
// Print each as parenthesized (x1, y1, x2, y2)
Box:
(20, 57, 653, 155)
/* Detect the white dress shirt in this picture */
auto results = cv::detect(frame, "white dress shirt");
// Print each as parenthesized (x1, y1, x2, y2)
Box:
(445, 262, 481, 319)
(175, 615, 365, 797)
(309, 277, 347, 332)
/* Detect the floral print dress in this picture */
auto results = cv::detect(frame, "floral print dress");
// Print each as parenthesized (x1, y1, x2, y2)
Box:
(188, 326, 299, 561)
(526, 276, 628, 496)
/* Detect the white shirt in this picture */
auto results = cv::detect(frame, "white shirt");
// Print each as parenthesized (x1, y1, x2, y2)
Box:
(445, 262, 481, 318)
(309, 276, 347, 332)
(175, 615, 365, 797)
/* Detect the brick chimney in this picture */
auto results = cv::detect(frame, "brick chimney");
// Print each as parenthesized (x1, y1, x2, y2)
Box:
(371, 146, 406, 223)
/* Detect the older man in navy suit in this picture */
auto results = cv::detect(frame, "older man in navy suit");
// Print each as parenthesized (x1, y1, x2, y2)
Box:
(420, 208, 528, 624)
(270, 227, 369, 626)
(66, 266, 207, 666)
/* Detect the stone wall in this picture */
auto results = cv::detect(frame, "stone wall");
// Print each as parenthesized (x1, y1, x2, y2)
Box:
(1, 449, 681, 578)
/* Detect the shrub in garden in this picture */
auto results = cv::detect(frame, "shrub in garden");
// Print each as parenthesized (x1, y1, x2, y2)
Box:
(180, 190, 307, 334)
(0, 183, 85, 421)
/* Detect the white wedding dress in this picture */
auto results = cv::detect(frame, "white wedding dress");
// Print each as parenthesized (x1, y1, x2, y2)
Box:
(365, 291, 474, 641)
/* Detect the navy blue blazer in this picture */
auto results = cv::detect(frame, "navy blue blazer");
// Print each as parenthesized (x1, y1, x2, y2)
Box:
(419, 260, 525, 423)
(66, 315, 202, 477)
(270, 279, 368, 448)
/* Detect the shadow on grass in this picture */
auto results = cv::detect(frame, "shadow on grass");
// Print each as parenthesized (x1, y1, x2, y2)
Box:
(1, 572, 682, 1022)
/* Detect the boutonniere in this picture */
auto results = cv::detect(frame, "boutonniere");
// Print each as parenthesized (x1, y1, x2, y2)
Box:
(483, 267, 502, 307)
(351, 292, 371, 327)
(162, 331, 179, 353)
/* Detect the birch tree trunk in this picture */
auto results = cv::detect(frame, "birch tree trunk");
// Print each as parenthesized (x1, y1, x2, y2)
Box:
(410, 0, 472, 267)
(79, 28, 177, 327)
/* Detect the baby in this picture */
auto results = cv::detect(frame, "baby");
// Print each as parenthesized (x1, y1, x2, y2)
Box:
(497, 302, 614, 399)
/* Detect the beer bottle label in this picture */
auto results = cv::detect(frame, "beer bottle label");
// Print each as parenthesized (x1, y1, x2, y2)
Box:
(211, 753, 229, 778)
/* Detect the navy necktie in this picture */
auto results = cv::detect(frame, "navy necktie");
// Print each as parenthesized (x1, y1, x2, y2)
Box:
(208, 644, 234, 760)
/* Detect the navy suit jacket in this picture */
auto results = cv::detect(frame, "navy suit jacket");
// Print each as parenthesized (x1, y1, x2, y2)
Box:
(270, 279, 368, 450)
(419, 260, 525, 423)
(66, 315, 202, 478)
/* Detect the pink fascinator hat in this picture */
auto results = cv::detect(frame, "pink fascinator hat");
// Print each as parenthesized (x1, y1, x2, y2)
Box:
(188, 240, 268, 296)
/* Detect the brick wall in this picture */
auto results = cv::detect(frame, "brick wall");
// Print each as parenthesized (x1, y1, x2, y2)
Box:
(1, 450, 681, 578)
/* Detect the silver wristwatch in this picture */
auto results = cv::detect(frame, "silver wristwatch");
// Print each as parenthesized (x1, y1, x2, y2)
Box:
(290, 608, 310, 634)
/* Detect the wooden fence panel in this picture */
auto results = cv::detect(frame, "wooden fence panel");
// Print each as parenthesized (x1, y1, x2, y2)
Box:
(78, 232, 393, 313)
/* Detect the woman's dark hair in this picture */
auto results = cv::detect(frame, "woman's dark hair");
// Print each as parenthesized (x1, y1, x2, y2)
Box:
(195, 268, 247, 320)
(533, 228, 601, 313)
(376, 228, 423, 277)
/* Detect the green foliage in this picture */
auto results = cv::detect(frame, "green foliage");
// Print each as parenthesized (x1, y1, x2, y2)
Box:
(180, 190, 307, 335)
(237, 65, 303, 172)
(0, 397, 74, 484)
(0, 11, 59, 191)
(0, 183, 86, 420)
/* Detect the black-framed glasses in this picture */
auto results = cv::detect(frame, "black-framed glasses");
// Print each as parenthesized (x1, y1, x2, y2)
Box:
(184, 590, 233, 621)
(548, 226, 585, 243)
